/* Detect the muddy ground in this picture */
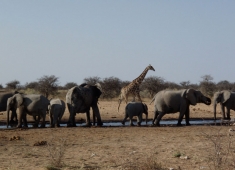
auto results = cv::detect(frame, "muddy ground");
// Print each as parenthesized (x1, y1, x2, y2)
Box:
(0, 99, 235, 170)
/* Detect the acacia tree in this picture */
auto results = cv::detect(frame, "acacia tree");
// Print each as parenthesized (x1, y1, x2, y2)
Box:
(180, 81, 190, 89)
(83, 76, 101, 85)
(199, 75, 216, 97)
(37, 75, 59, 98)
(100, 76, 122, 99)
(165, 81, 181, 90)
(5, 80, 20, 90)
(216, 80, 232, 91)
(25, 81, 38, 89)
(141, 76, 165, 97)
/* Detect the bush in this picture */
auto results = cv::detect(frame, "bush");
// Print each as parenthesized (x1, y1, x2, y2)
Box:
(37, 75, 59, 98)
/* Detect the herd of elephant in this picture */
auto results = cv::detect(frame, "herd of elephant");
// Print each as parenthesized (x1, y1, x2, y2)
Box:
(0, 84, 235, 128)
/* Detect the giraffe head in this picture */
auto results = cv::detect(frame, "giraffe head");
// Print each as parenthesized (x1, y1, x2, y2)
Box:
(147, 64, 155, 71)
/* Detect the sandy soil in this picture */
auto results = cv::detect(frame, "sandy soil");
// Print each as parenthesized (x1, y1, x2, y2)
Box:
(0, 99, 235, 170)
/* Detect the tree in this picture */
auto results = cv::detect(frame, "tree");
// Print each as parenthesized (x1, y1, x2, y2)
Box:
(100, 77, 122, 99)
(6, 80, 20, 89)
(64, 82, 78, 89)
(83, 76, 101, 85)
(25, 81, 38, 89)
(216, 80, 232, 91)
(165, 81, 181, 90)
(0, 84, 3, 89)
(180, 81, 190, 89)
(199, 74, 216, 97)
(201, 75, 213, 82)
(141, 76, 165, 97)
(120, 80, 130, 88)
(37, 75, 59, 98)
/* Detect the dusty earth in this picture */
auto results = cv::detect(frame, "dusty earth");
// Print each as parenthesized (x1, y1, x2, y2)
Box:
(0, 98, 235, 170)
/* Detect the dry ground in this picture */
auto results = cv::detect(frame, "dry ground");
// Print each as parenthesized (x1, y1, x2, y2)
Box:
(0, 99, 235, 170)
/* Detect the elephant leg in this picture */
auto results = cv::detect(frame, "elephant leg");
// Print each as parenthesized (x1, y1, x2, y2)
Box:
(10, 109, 18, 124)
(92, 105, 103, 126)
(67, 106, 76, 127)
(32, 115, 39, 128)
(17, 108, 24, 128)
(50, 115, 55, 128)
(155, 112, 165, 126)
(129, 116, 134, 126)
(122, 113, 128, 125)
(40, 112, 46, 128)
(137, 115, 142, 126)
(221, 104, 226, 119)
(54, 113, 59, 128)
(185, 106, 191, 126)
(57, 110, 63, 127)
(226, 107, 231, 120)
(22, 112, 28, 128)
(85, 110, 91, 126)
(177, 105, 187, 126)
(92, 111, 96, 126)
(152, 110, 159, 125)
(49, 109, 54, 128)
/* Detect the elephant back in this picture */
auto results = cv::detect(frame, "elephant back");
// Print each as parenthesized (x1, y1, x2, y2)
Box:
(66, 86, 85, 104)
(0, 93, 14, 111)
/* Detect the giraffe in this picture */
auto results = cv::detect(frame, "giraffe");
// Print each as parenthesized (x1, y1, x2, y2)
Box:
(117, 64, 155, 112)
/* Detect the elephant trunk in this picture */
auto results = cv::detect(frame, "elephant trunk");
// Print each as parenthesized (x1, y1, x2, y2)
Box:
(145, 112, 148, 125)
(7, 106, 10, 128)
(213, 101, 217, 120)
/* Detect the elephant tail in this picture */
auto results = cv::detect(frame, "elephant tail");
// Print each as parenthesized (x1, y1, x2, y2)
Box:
(149, 95, 156, 105)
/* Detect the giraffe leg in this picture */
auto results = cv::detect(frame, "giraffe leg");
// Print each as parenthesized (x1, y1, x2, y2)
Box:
(132, 96, 135, 102)
(117, 98, 122, 112)
(136, 93, 142, 102)
(125, 95, 128, 104)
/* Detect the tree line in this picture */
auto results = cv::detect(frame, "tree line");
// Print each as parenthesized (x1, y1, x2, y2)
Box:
(1, 74, 235, 99)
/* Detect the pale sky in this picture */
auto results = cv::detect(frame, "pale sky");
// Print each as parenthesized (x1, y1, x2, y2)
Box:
(1, 1, 235, 87)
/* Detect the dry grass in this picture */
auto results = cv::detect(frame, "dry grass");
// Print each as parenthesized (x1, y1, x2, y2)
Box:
(203, 127, 235, 170)
(46, 134, 68, 168)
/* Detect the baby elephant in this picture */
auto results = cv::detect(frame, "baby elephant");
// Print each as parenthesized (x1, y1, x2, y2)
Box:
(48, 98, 65, 128)
(122, 102, 148, 126)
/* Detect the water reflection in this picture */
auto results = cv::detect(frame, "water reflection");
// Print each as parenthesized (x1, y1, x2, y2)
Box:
(0, 119, 229, 129)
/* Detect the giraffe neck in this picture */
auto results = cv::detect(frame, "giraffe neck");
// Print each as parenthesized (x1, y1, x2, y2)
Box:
(133, 67, 149, 84)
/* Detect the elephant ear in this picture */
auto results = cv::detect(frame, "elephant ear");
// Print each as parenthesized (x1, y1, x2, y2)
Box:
(221, 90, 231, 103)
(94, 83, 102, 98)
(143, 103, 148, 113)
(186, 89, 197, 106)
(14, 94, 24, 107)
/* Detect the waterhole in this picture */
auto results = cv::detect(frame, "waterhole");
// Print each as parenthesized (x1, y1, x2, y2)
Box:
(0, 119, 232, 129)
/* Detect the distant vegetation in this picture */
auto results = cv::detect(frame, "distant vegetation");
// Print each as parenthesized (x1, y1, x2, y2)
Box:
(1, 74, 235, 99)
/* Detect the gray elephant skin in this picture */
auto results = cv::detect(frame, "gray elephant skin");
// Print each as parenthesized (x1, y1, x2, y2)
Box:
(151, 89, 211, 126)
(66, 83, 103, 127)
(0, 91, 18, 125)
(213, 90, 235, 120)
(7, 93, 49, 128)
(122, 102, 148, 126)
(48, 98, 65, 127)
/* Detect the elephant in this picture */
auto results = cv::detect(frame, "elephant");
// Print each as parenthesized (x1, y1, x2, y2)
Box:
(7, 93, 50, 128)
(48, 98, 65, 127)
(150, 89, 211, 126)
(122, 102, 148, 126)
(66, 83, 103, 127)
(213, 90, 235, 120)
(0, 91, 19, 125)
